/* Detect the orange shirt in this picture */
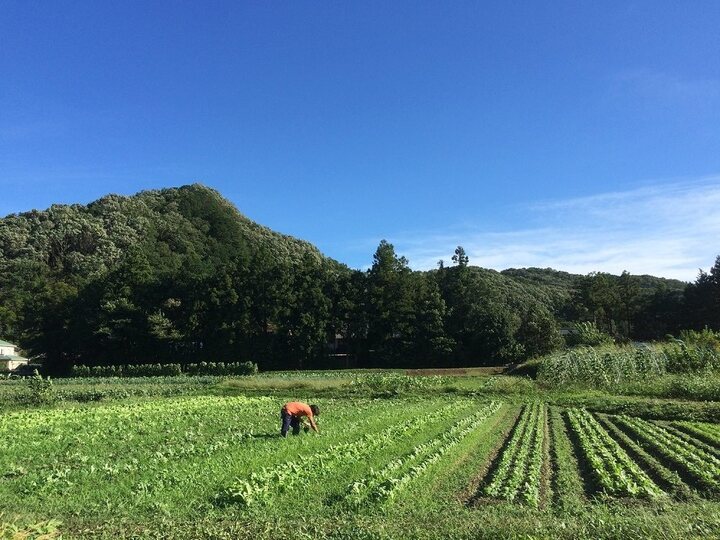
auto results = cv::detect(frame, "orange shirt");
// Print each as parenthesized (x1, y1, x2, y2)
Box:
(283, 401, 314, 419)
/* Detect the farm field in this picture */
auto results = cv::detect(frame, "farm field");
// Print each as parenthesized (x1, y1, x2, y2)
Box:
(1, 378, 719, 539)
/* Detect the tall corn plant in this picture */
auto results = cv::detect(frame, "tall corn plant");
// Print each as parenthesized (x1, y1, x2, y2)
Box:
(538, 345, 666, 387)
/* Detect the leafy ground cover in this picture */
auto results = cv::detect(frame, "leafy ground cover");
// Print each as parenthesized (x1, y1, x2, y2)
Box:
(481, 403, 547, 506)
(1, 373, 719, 539)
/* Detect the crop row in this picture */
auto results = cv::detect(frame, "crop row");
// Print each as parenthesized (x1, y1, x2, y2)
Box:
(613, 415, 720, 493)
(345, 401, 501, 507)
(671, 421, 720, 449)
(70, 361, 258, 377)
(595, 414, 694, 500)
(538, 345, 666, 387)
(654, 422, 720, 460)
(216, 400, 474, 507)
(483, 403, 545, 506)
(566, 408, 663, 499)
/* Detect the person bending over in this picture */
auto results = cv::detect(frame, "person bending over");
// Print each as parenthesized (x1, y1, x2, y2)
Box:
(280, 401, 319, 437)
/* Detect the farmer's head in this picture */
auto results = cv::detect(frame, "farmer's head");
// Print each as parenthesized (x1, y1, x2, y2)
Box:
(310, 404, 320, 416)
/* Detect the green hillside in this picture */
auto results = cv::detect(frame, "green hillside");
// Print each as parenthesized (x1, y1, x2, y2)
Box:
(0, 185, 716, 372)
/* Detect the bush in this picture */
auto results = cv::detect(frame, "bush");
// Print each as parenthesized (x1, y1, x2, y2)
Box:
(26, 370, 58, 405)
(662, 341, 720, 373)
(564, 322, 614, 347)
(677, 328, 720, 350)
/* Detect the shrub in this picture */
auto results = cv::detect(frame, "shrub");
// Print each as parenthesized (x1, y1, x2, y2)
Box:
(565, 322, 614, 347)
(69, 361, 258, 378)
(26, 370, 58, 405)
(662, 341, 720, 373)
(677, 328, 720, 351)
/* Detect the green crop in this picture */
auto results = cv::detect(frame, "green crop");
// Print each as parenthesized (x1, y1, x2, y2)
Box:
(566, 409, 664, 499)
(483, 403, 546, 506)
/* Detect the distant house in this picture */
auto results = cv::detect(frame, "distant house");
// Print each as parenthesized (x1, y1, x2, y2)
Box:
(0, 340, 29, 372)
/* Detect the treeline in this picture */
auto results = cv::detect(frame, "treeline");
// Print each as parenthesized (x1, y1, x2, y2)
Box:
(0, 184, 716, 374)
(559, 264, 720, 340)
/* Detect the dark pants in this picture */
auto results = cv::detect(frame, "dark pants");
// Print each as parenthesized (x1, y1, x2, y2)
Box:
(280, 409, 301, 437)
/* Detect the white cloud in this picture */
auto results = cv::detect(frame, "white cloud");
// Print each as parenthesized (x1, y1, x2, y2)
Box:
(389, 177, 720, 281)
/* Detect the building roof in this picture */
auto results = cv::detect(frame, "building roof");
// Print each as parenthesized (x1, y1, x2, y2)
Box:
(0, 355, 28, 361)
(0, 339, 17, 347)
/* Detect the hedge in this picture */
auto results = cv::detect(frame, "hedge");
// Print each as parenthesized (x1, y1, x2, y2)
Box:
(70, 361, 258, 378)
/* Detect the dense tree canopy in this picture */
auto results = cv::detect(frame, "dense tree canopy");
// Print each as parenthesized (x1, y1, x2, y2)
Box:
(0, 184, 712, 373)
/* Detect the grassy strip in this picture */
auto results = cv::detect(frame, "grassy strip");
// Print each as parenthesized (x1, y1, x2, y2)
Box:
(548, 406, 585, 512)
(341, 405, 491, 508)
(48, 499, 720, 540)
(423, 404, 519, 508)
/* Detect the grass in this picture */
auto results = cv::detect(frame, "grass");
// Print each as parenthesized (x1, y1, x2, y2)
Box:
(1, 369, 719, 539)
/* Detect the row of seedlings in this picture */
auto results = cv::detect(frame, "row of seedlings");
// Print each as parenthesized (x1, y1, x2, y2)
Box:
(344, 401, 502, 508)
(655, 422, 720, 460)
(612, 415, 720, 494)
(565, 408, 664, 499)
(482, 402, 546, 507)
(671, 421, 720, 448)
(595, 414, 694, 500)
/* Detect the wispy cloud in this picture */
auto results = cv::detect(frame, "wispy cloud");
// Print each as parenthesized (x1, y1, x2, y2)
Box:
(388, 176, 720, 281)
(613, 69, 720, 105)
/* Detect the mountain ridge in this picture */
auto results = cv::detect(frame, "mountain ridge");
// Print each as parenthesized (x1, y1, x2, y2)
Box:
(0, 183, 688, 287)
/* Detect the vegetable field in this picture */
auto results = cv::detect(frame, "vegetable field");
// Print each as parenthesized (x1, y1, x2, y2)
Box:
(1, 390, 719, 539)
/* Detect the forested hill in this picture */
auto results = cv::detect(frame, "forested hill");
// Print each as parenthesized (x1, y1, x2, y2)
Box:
(0, 183, 330, 277)
(0, 184, 348, 371)
(0, 184, 716, 373)
(502, 267, 686, 295)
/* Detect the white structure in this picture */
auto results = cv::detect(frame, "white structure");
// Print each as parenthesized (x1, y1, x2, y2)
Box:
(0, 340, 29, 372)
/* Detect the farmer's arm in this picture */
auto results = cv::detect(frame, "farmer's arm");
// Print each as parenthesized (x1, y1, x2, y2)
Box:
(308, 413, 319, 433)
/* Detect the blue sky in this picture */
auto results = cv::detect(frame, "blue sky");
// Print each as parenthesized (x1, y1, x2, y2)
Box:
(2, 1, 719, 280)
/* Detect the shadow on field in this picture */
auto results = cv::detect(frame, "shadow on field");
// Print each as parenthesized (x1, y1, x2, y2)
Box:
(247, 433, 282, 440)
